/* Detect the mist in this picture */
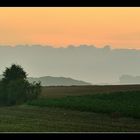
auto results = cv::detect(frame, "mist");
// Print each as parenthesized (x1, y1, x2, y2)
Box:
(0, 44, 140, 84)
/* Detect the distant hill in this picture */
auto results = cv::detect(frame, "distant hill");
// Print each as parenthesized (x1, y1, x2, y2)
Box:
(119, 75, 140, 84)
(0, 75, 91, 86)
(28, 76, 91, 86)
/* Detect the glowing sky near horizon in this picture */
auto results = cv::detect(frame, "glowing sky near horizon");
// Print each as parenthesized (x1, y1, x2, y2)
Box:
(0, 7, 140, 49)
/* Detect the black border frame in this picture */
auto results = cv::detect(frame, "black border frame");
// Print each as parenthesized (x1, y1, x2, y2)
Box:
(0, 0, 140, 137)
(0, 0, 140, 7)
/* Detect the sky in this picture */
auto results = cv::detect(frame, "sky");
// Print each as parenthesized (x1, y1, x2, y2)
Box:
(0, 7, 140, 49)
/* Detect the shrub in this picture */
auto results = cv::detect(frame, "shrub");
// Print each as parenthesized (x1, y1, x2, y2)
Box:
(0, 64, 41, 106)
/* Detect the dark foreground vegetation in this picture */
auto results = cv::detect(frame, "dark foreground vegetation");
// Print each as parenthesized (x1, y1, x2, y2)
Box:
(0, 85, 140, 131)
(0, 64, 41, 106)
(0, 64, 140, 132)
(28, 91, 140, 119)
(0, 105, 140, 132)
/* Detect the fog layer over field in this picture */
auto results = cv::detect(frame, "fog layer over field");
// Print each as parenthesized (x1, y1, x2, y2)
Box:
(0, 45, 140, 84)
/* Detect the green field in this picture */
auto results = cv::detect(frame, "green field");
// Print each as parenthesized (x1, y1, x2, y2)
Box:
(28, 91, 140, 119)
(0, 105, 140, 132)
(0, 85, 140, 132)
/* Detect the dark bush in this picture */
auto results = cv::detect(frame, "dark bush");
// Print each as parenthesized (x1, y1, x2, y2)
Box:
(0, 64, 41, 106)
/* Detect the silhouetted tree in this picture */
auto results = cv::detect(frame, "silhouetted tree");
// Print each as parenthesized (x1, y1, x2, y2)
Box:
(2, 64, 27, 84)
(0, 64, 41, 106)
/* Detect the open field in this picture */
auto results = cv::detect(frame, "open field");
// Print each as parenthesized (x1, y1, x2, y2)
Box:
(29, 91, 140, 119)
(0, 85, 140, 132)
(0, 105, 140, 132)
(41, 85, 140, 98)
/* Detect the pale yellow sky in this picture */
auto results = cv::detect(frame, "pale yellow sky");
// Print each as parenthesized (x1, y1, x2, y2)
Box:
(0, 7, 140, 49)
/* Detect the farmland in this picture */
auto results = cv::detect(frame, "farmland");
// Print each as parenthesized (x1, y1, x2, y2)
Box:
(29, 91, 140, 119)
(41, 85, 140, 98)
(0, 85, 140, 132)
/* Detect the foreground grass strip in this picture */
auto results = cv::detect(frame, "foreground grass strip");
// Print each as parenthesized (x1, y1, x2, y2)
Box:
(0, 106, 140, 132)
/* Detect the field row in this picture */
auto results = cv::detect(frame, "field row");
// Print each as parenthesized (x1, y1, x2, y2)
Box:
(29, 91, 140, 119)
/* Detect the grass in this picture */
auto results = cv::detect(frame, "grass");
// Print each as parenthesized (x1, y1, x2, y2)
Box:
(28, 91, 140, 119)
(0, 85, 140, 132)
(0, 106, 139, 132)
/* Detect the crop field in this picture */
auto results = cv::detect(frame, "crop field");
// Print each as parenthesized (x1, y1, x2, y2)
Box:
(41, 85, 140, 98)
(0, 85, 140, 132)
(29, 91, 140, 119)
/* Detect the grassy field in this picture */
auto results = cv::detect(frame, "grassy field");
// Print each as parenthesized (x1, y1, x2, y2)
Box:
(28, 91, 140, 119)
(0, 85, 140, 132)
(0, 105, 140, 132)
(41, 85, 140, 98)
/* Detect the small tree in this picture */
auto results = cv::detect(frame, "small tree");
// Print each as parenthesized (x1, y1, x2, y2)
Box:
(2, 64, 27, 84)
(0, 64, 41, 106)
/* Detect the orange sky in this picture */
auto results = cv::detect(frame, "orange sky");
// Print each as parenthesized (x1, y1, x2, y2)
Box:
(0, 7, 140, 49)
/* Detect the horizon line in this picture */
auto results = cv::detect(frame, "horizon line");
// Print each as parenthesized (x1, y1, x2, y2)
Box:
(0, 44, 140, 50)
